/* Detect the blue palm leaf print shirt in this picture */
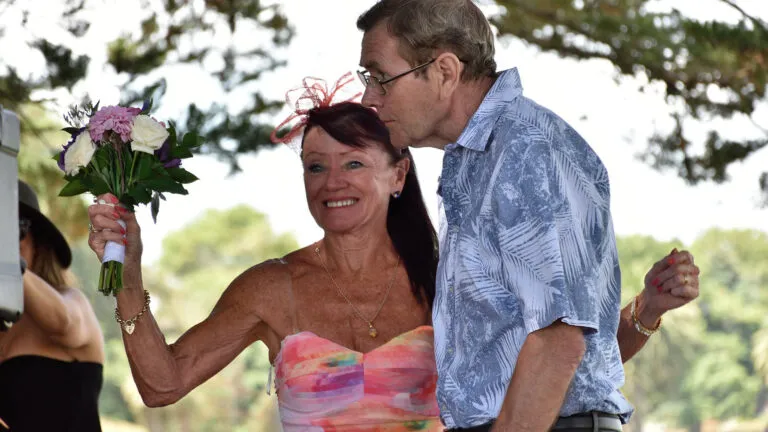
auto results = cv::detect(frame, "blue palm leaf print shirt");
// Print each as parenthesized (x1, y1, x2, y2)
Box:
(433, 68, 634, 428)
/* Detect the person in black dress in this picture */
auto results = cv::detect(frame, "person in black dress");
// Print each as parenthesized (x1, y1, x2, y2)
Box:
(0, 181, 105, 431)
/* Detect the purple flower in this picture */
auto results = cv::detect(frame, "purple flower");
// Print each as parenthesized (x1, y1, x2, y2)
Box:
(155, 139, 181, 168)
(58, 127, 85, 172)
(89, 105, 141, 143)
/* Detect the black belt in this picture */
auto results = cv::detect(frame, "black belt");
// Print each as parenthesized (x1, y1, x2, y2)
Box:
(552, 412, 623, 431)
(446, 412, 623, 432)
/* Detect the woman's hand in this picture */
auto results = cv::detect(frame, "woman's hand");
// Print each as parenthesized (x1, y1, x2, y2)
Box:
(638, 248, 700, 325)
(87, 193, 143, 266)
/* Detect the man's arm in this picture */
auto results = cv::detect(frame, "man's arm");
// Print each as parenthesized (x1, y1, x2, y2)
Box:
(492, 321, 586, 431)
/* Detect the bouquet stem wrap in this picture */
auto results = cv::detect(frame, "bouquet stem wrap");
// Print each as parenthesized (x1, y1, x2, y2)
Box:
(99, 219, 126, 295)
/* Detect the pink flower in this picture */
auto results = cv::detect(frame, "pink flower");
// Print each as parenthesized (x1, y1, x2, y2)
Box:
(89, 106, 142, 143)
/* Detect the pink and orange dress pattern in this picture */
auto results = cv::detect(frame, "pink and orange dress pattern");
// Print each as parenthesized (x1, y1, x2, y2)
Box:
(273, 325, 443, 431)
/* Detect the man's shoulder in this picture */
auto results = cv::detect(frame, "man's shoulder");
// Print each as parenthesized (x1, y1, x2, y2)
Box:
(494, 95, 578, 144)
(491, 96, 606, 174)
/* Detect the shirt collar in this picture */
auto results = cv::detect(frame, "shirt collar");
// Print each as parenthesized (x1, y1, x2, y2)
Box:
(453, 68, 524, 152)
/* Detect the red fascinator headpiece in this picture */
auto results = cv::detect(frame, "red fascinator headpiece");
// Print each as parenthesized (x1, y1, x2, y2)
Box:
(270, 72, 363, 146)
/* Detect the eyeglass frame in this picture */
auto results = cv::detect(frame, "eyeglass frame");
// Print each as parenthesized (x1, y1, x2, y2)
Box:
(19, 218, 31, 241)
(357, 58, 437, 96)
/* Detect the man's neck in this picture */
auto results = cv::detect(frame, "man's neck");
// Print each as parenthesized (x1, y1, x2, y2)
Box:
(428, 75, 496, 150)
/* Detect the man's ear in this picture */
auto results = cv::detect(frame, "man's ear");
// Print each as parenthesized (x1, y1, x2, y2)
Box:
(433, 52, 462, 99)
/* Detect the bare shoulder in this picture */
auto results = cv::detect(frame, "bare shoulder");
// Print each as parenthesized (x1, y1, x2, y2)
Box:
(212, 243, 321, 320)
(216, 249, 314, 327)
(281, 245, 319, 275)
(222, 258, 293, 303)
(60, 286, 96, 313)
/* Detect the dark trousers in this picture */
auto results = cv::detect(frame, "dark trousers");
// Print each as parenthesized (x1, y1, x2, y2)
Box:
(446, 412, 623, 432)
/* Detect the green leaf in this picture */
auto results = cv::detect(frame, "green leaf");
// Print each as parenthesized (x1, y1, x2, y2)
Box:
(93, 146, 111, 169)
(127, 185, 152, 204)
(136, 152, 153, 180)
(166, 124, 177, 147)
(150, 163, 172, 180)
(170, 146, 194, 159)
(144, 177, 188, 195)
(181, 132, 203, 149)
(150, 191, 161, 223)
(166, 167, 198, 184)
(59, 179, 89, 197)
(120, 194, 137, 208)
(84, 173, 112, 195)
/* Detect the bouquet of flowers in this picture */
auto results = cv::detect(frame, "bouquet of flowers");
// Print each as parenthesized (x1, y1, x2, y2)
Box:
(56, 100, 200, 296)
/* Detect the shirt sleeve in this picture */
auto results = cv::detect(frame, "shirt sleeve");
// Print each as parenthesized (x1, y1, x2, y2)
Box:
(493, 134, 617, 335)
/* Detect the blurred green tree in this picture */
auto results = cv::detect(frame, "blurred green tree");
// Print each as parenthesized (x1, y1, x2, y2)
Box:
(617, 229, 768, 431)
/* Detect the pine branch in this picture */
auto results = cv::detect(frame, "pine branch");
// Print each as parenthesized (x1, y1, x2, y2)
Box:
(718, 0, 768, 32)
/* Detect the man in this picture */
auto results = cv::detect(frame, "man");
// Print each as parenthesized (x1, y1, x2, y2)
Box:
(355, 1, 700, 431)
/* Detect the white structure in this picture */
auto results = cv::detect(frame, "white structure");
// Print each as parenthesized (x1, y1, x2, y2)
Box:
(0, 105, 22, 329)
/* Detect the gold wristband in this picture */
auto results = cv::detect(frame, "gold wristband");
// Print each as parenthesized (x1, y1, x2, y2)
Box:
(115, 290, 150, 335)
(631, 295, 661, 337)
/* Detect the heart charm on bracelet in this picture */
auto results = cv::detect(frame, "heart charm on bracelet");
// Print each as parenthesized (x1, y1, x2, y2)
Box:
(124, 322, 136, 334)
(114, 290, 151, 335)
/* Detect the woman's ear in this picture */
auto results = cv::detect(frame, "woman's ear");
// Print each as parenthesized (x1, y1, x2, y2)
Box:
(19, 233, 35, 270)
(393, 156, 410, 191)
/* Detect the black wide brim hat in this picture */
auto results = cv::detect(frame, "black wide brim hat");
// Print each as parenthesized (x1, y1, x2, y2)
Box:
(18, 180, 72, 268)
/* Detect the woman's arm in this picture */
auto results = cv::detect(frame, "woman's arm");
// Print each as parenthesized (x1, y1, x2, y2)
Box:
(22, 271, 91, 349)
(88, 197, 282, 406)
(116, 267, 270, 406)
(617, 249, 700, 362)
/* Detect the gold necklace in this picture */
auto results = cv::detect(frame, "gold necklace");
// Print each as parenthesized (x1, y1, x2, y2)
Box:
(314, 244, 399, 338)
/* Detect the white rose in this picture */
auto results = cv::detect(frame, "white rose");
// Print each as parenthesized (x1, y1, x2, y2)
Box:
(64, 132, 96, 176)
(130, 115, 169, 154)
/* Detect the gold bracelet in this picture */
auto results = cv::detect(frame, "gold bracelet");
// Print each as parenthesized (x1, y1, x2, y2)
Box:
(115, 290, 150, 335)
(631, 295, 661, 337)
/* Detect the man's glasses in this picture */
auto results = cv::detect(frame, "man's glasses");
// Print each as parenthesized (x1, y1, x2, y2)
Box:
(357, 58, 436, 96)
(19, 219, 31, 241)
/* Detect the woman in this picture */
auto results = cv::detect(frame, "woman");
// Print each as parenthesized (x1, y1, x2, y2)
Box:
(88, 99, 443, 430)
(0, 181, 104, 432)
(87, 84, 699, 430)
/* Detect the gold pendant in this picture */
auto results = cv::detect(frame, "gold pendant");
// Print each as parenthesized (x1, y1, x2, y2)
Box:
(124, 322, 135, 335)
(368, 323, 378, 338)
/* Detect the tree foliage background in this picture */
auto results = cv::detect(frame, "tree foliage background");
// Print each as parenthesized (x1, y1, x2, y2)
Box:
(0, 0, 293, 171)
(2, 0, 766, 206)
(4, 0, 768, 430)
(488, 0, 768, 204)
